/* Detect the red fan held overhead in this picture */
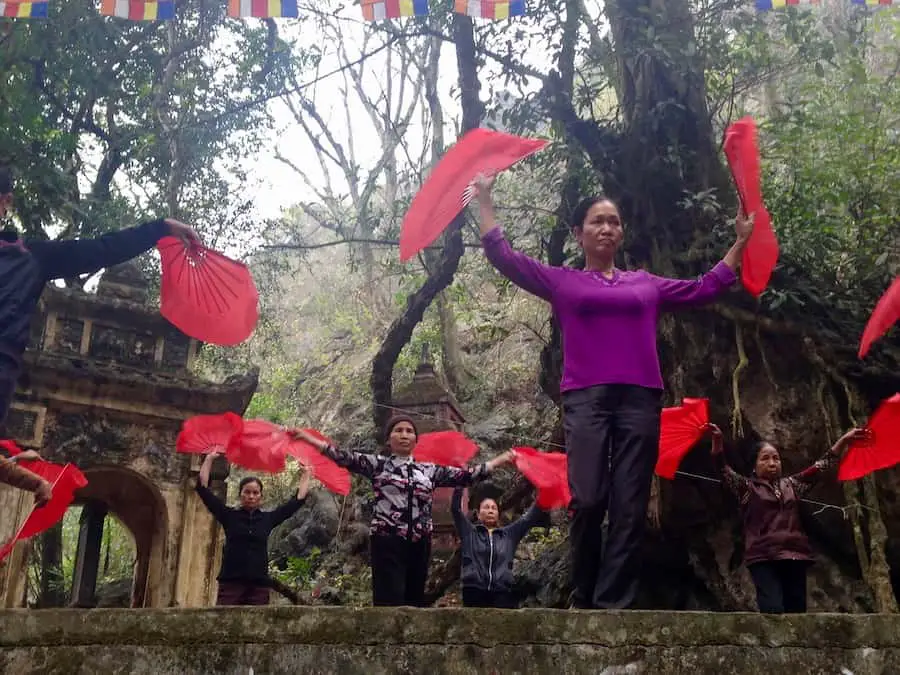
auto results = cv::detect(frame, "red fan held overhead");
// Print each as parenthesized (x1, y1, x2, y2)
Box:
(158, 237, 259, 347)
(0, 441, 88, 563)
(859, 276, 900, 359)
(176, 413, 243, 455)
(229, 419, 288, 474)
(656, 398, 710, 479)
(512, 447, 570, 510)
(399, 128, 549, 262)
(838, 394, 900, 481)
(286, 429, 351, 496)
(723, 117, 779, 297)
(413, 430, 479, 468)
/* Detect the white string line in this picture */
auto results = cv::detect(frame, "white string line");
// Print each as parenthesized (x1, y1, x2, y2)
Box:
(373, 402, 876, 517)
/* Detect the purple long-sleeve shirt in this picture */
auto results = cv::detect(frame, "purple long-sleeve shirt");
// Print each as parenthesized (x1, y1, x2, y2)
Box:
(482, 227, 737, 392)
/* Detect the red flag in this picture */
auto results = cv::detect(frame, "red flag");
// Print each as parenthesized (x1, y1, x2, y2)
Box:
(838, 394, 900, 481)
(0, 441, 88, 562)
(399, 128, 548, 262)
(285, 429, 351, 495)
(656, 398, 709, 479)
(158, 237, 259, 347)
(859, 276, 900, 359)
(512, 446, 570, 509)
(176, 413, 243, 455)
(229, 419, 288, 474)
(723, 117, 779, 297)
(413, 430, 479, 468)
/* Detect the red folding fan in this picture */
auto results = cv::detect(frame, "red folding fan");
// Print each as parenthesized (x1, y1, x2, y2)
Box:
(0, 441, 88, 563)
(838, 394, 900, 481)
(229, 419, 288, 474)
(724, 117, 779, 297)
(158, 237, 259, 346)
(176, 413, 243, 455)
(413, 430, 479, 468)
(399, 128, 549, 262)
(285, 429, 351, 496)
(512, 447, 570, 510)
(859, 276, 900, 359)
(656, 398, 710, 479)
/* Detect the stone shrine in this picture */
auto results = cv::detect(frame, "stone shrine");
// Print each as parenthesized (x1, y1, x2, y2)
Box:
(391, 348, 466, 553)
(0, 262, 257, 609)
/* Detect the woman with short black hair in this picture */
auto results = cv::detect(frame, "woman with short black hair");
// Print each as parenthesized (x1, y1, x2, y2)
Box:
(474, 173, 752, 609)
(452, 486, 548, 608)
(196, 451, 310, 606)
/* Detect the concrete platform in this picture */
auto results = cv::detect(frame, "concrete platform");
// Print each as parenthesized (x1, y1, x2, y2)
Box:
(0, 607, 895, 674)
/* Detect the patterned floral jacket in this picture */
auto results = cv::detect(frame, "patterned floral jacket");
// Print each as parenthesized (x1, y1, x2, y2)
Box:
(323, 445, 487, 542)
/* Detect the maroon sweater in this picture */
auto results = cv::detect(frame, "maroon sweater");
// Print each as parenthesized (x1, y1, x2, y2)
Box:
(720, 451, 839, 566)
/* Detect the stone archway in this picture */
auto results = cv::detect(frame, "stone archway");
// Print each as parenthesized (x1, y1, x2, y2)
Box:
(71, 466, 168, 608)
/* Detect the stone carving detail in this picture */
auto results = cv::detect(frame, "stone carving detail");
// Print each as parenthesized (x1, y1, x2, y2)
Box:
(56, 317, 85, 355)
(89, 324, 156, 368)
(41, 414, 181, 482)
(5, 407, 40, 444)
(161, 330, 190, 371)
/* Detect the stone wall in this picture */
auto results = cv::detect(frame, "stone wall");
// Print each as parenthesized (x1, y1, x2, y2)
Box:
(1, 607, 898, 674)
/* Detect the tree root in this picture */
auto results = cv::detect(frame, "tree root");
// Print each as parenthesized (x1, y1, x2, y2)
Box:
(730, 323, 748, 438)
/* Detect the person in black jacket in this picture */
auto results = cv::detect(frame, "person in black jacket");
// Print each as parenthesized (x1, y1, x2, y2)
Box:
(451, 485, 548, 608)
(196, 450, 310, 606)
(0, 165, 199, 432)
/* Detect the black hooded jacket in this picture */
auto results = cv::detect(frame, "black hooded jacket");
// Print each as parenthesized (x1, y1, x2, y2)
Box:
(0, 220, 168, 365)
(451, 487, 548, 593)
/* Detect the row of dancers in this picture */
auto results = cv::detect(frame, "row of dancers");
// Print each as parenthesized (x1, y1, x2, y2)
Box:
(193, 415, 864, 613)
(0, 164, 868, 613)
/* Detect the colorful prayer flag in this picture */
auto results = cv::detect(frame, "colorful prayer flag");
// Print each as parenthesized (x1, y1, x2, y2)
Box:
(851, 0, 895, 5)
(100, 0, 174, 20)
(454, 0, 525, 19)
(755, 0, 819, 9)
(227, 0, 299, 18)
(361, 0, 428, 21)
(1, 1, 49, 17)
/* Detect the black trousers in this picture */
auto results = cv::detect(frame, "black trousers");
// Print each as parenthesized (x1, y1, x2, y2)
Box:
(462, 587, 518, 608)
(216, 581, 270, 606)
(748, 560, 809, 614)
(562, 384, 661, 609)
(370, 534, 432, 607)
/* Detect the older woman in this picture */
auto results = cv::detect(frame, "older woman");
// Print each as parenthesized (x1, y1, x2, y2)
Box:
(292, 415, 515, 607)
(474, 175, 752, 609)
(451, 486, 548, 608)
(709, 423, 866, 613)
(196, 452, 310, 606)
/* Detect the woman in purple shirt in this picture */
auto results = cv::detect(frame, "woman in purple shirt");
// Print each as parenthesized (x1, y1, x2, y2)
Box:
(473, 174, 753, 609)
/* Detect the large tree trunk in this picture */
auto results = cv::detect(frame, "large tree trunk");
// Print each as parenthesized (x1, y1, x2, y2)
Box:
(534, 0, 900, 613)
(604, 0, 731, 263)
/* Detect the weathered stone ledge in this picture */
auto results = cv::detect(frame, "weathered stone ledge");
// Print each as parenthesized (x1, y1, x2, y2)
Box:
(2, 607, 898, 674)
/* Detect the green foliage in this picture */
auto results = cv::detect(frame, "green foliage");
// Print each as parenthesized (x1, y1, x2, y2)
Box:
(25, 508, 136, 607)
(0, 0, 314, 245)
(270, 548, 322, 589)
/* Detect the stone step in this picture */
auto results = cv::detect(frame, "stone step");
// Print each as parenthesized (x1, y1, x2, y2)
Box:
(0, 607, 893, 674)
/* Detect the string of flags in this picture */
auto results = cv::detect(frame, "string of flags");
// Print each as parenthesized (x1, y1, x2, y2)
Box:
(1, 1, 47, 17)
(0, 0, 894, 22)
(227, 0, 299, 18)
(99, 0, 174, 20)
